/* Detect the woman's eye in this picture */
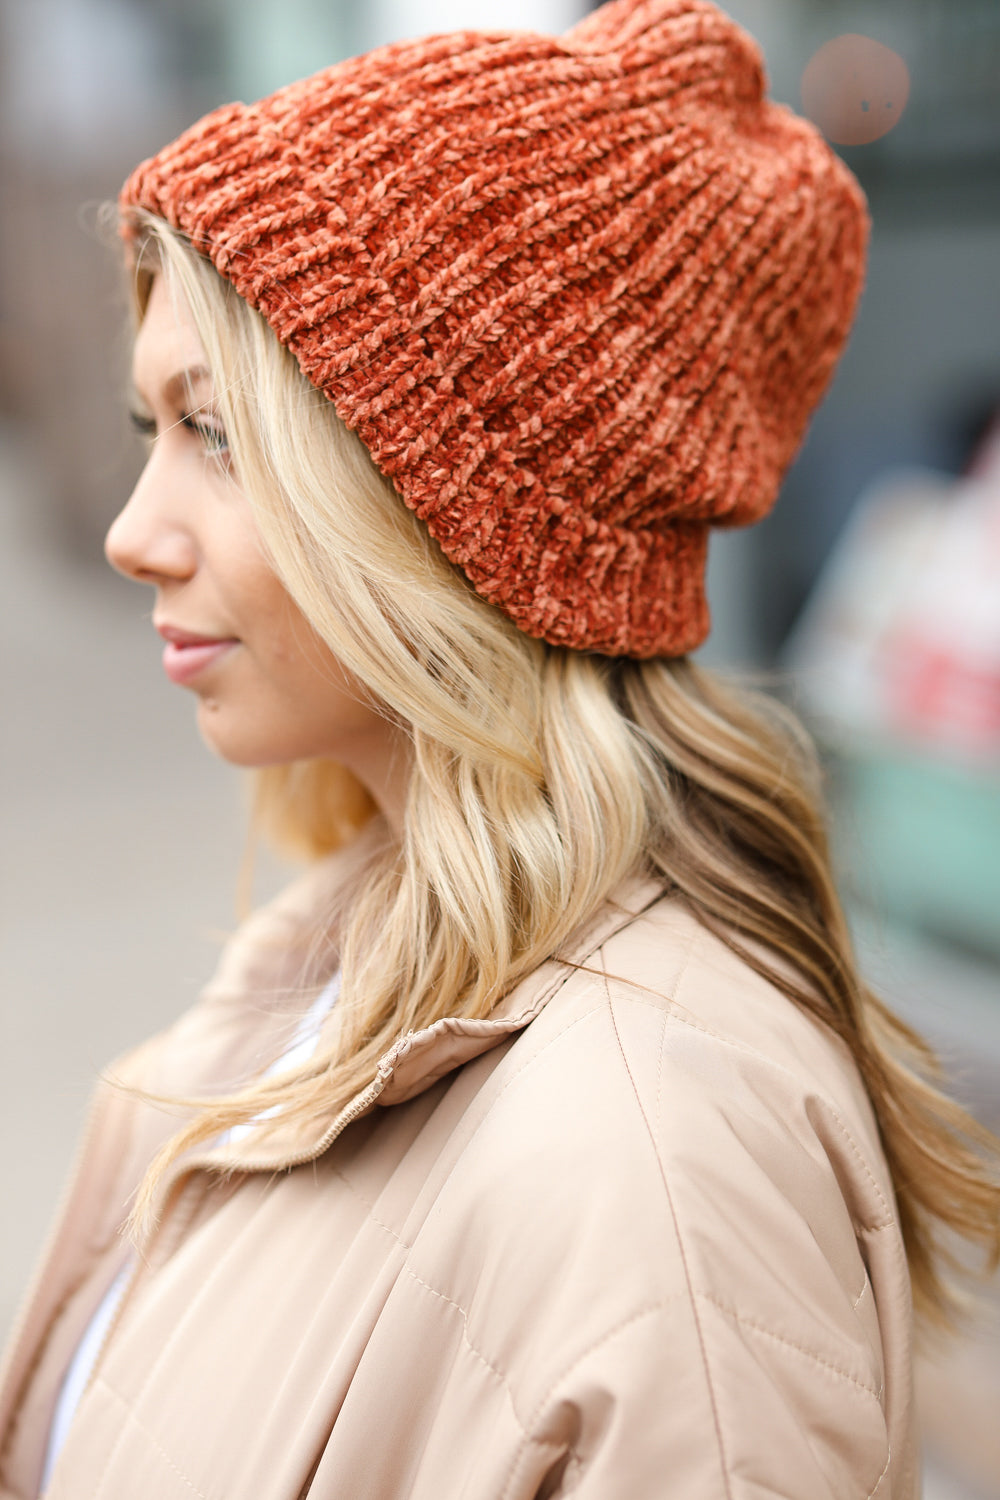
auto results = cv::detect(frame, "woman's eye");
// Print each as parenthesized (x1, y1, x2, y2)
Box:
(129, 408, 157, 439)
(127, 406, 230, 463)
(182, 415, 230, 456)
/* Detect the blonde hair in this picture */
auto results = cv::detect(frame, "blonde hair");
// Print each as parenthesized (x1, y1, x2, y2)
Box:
(123, 210, 999, 1326)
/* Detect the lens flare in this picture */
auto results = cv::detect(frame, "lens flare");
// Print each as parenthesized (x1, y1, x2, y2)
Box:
(801, 34, 910, 146)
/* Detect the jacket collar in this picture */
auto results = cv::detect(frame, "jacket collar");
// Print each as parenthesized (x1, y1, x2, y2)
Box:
(180, 866, 669, 1184)
(378, 866, 668, 1106)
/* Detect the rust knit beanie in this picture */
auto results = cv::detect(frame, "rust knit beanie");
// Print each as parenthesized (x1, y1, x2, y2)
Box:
(120, 0, 869, 658)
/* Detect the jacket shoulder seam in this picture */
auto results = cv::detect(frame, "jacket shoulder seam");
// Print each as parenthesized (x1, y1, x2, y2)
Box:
(601, 966, 736, 1500)
(602, 982, 895, 1232)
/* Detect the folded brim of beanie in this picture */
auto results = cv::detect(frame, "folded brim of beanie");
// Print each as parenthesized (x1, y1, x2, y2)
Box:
(119, 0, 869, 658)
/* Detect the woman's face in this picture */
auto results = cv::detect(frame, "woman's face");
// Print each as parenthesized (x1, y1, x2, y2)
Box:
(105, 274, 410, 827)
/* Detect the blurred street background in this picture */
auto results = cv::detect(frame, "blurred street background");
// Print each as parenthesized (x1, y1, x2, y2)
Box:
(1, 1, 998, 1495)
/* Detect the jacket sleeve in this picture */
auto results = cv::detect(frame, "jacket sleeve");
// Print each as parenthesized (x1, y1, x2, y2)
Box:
(521, 1285, 896, 1498)
(513, 998, 913, 1499)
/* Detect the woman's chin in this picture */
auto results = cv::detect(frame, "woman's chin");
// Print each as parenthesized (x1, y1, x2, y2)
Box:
(194, 700, 295, 768)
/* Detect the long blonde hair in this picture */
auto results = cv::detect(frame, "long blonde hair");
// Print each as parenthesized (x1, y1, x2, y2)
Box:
(123, 210, 999, 1326)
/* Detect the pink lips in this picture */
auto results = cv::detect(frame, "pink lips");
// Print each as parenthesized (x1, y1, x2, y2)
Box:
(155, 623, 239, 685)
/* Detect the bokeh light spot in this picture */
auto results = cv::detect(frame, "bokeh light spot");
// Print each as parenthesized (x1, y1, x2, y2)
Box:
(801, 34, 910, 146)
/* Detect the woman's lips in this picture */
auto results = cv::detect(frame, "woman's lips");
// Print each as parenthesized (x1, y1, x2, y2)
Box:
(156, 624, 239, 686)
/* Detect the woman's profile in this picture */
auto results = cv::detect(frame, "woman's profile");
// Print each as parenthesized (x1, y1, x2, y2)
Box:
(1, 0, 997, 1495)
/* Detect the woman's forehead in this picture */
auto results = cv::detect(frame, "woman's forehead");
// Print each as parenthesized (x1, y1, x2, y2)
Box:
(131, 275, 211, 403)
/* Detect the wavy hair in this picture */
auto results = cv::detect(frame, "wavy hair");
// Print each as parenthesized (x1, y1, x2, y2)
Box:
(121, 210, 999, 1326)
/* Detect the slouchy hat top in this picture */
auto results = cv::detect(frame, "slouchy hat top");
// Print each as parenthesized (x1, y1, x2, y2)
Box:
(120, 0, 870, 656)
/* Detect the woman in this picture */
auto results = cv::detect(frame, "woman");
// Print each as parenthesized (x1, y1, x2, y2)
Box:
(1, 0, 997, 1494)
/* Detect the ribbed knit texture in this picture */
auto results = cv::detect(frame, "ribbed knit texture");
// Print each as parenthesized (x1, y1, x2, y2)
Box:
(120, 0, 869, 657)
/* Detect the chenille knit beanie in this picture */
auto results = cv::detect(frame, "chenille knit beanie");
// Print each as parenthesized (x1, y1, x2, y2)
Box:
(120, 0, 869, 657)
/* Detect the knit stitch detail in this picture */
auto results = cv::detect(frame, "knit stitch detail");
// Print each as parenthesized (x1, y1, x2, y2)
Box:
(120, 0, 869, 656)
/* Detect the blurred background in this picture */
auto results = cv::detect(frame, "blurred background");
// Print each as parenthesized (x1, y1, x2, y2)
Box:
(1, 1, 997, 1494)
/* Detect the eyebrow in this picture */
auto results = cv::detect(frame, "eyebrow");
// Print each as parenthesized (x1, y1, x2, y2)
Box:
(130, 364, 214, 412)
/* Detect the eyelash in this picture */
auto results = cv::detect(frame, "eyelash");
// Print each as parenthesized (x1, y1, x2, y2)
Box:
(129, 409, 230, 455)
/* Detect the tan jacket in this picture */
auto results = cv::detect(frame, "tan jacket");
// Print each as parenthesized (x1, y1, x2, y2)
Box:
(0, 850, 917, 1499)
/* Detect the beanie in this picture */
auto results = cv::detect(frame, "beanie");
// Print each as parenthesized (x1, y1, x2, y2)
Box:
(120, 0, 869, 658)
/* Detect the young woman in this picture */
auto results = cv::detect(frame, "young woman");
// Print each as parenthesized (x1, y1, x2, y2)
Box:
(2, 0, 997, 1495)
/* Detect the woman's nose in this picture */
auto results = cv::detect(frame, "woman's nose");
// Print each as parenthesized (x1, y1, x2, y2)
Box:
(104, 457, 197, 586)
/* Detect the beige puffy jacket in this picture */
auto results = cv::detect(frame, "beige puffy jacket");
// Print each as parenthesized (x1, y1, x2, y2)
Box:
(0, 846, 917, 1498)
